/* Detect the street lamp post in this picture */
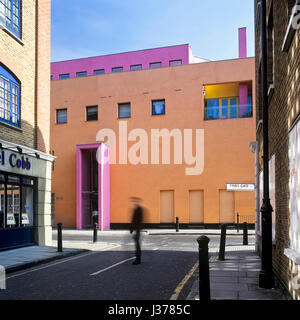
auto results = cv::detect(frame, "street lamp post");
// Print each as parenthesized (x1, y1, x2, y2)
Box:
(259, 0, 275, 289)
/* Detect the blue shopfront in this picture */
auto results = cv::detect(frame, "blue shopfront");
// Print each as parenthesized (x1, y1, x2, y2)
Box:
(0, 143, 54, 251)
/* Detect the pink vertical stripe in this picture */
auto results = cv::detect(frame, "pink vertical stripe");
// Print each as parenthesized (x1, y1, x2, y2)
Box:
(238, 28, 247, 58)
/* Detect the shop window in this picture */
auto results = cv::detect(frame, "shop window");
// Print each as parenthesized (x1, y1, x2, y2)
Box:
(112, 67, 123, 73)
(86, 105, 98, 121)
(76, 71, 87, 77)
(0, 64, 20, 127)
(21, 185, 33, 226)
(149, 62, 161, 69)
(94, 69, 105, 75)
(59, 73, 70, 80)
(0, 0, 21, 38)
(0, 174, 35, 229)
(152, 100, 165, 116)
(0, 181, 4, 229)
(130, 64, 142, 71)
(56, 109, 67, 124)
(118, 103, 131, 118)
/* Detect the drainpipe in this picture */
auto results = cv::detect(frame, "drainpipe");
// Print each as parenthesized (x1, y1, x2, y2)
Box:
(258, 0, 275, 289)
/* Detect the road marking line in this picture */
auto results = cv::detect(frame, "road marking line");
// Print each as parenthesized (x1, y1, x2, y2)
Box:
(169, 261, 199, 301)
(90, 256, 136, 276)
(152, 248, 159, 251)
(6, 245, 120, 280)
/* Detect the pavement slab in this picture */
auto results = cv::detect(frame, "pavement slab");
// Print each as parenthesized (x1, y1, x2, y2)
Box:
(186, 245, 286, 300)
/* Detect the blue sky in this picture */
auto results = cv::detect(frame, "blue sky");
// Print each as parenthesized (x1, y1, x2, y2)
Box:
(51, 0, 254, 62)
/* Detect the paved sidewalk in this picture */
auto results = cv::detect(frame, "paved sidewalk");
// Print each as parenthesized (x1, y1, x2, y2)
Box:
(0, 246, 86, 274)
(52, 228, 256, 236)
(186, 245, 286, 300)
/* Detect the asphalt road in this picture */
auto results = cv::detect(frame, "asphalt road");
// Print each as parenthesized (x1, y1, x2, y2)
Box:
(0, 234, 255, 300)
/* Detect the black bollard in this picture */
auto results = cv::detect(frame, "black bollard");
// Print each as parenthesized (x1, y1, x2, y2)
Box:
(243, 222, 248, 245)
(57, 223, 63, 252)
(237, 212, 240, 233)
(176, 217, 179, 232)
(197, 236, 211, 300)
(219, 224, 227, 260)
(93, 222, 98, 243)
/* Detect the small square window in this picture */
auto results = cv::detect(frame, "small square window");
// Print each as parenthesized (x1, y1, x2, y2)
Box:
(56, 109, 67, 124)
(118, 103, 131, 118)
(59, 73, 70, 80)
(130, 64, 142, 71)
(169, 60, 182, 67)
(149, 62, 161, 69)
(76, 71, 87, 77)
(86, 106, 98, 121)
(112, 67, 123, 73)
(152, 100, 165, 116)
(94, 69, 105, 75)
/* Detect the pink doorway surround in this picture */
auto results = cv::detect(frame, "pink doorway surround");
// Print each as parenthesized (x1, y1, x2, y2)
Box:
(76, 143, 110, 230)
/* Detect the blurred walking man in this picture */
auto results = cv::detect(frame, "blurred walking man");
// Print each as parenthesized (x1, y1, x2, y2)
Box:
(129, 197, 144, 265)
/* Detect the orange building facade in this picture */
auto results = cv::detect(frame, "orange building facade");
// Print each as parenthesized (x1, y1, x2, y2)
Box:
(50, 54, 256, 229)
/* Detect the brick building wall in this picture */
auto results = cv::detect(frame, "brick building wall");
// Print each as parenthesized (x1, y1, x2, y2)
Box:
(255, 0, 300, 299)
(36, 0, 51, 153)
(0, 0, 50, 153)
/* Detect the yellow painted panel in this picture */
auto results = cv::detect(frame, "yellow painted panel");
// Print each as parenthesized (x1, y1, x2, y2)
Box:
(204, 83, 240, 99)
(219, 190, 235, 223)
(160, 190, 174, 223)
(189, 190, 204, 223)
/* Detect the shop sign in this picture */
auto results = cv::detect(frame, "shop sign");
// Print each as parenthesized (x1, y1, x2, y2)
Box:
(0, 150, 31, 170)
(226, 183, 255, 191)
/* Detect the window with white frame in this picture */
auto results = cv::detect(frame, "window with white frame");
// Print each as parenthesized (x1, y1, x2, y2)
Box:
(0, 0, 21, 38)
(0, 64, 20, 127)
(288, 119, 300, 255)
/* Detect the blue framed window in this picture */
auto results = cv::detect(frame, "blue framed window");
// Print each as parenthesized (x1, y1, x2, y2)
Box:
(169, 60, 182, 67)
(118, 103, 130, 118)
(0, 64, 20, 127)
(56, 109, 67, 124)
(76, 71, 87, 77)
(86, 106, 98, 121)
(221, 99, 228, 118)
(94, 69, 105, 75)
(112, 67, 123, 73)
(152, 100, 165, 116)
(130, 64, 142, 71)
(0, 0, 21, 38)
(204, 99, 219, 120)
(59, 73, 70, 80)
(149, 62, 161, 69)
(230, 98, 238, 119)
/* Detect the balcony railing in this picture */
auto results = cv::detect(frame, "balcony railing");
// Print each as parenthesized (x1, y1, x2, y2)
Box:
(204, 104, 253, 120)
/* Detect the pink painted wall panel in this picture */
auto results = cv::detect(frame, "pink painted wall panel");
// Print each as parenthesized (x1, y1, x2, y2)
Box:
(238, 28, 247, 59)
(51, 44, 189, 80)
(102, 144, 110, 230)
(239, 82, 249, 117)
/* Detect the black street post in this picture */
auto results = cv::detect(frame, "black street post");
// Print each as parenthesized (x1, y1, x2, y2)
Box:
(218, 224, 227, 261)
(259, 0, 275, 289)
(93, 222, 98, 243)
(176, 217, 179, 232)
(237, 212, 240, 233)
(197, 236, 211, 300)
(57, 223, 63, 252)
(243, 222, 248, 245)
